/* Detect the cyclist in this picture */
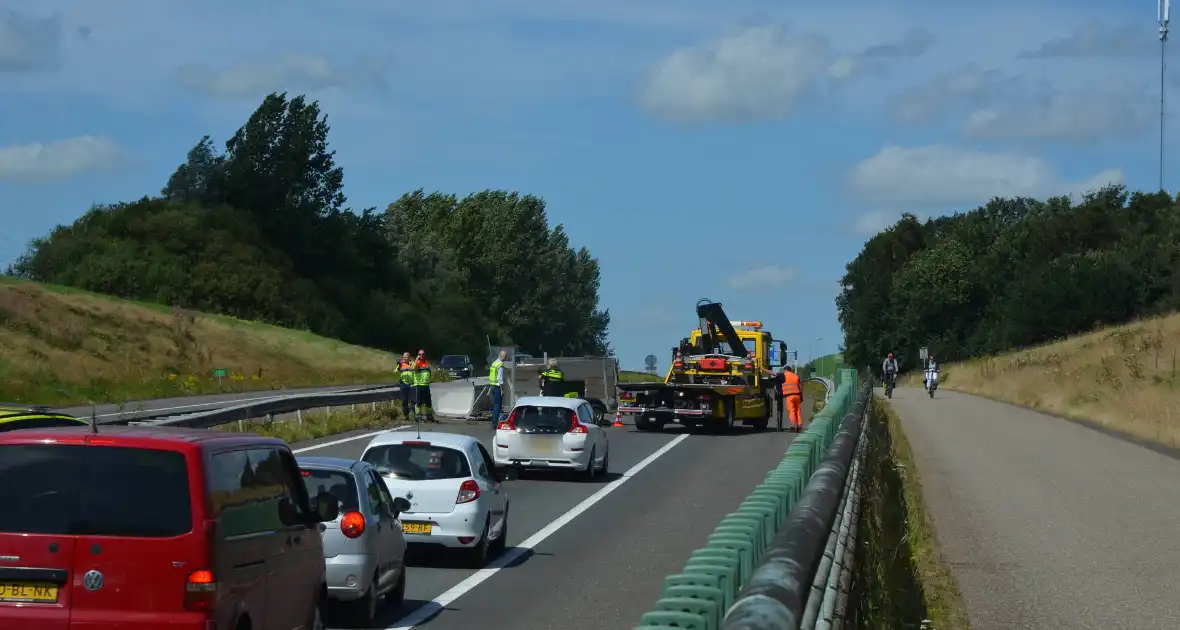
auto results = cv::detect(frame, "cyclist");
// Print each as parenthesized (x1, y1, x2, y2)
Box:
(881, 353, 899, 388)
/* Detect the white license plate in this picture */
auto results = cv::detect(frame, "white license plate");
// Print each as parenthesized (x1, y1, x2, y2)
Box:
(520, 436, 562, 456)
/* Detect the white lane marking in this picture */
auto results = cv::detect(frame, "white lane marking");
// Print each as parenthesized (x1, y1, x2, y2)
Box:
(386, 432, 692, 629)
(292, 425, 412, 453)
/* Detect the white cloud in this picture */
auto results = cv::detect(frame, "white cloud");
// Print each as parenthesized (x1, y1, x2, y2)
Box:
(638, 24, 834, 122)
(727, 265, 798, 290)
(1019, 23, 1156, 58)
(0, 9, 62, 73)
(848, 145, 1124, 205)
(849, 210, 902, 237)
(637, 24, 931, 122)
(887, 65, 1015, 123)
(174, 53, 389, 99)
(964, 84, 1154, 143)
(0, 135, 122, 183)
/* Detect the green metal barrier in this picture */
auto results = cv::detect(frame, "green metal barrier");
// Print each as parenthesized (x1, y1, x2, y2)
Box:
(632, 367, 858, 629)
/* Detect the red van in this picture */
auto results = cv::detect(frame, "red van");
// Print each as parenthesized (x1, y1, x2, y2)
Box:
(0, 425, 340, 630)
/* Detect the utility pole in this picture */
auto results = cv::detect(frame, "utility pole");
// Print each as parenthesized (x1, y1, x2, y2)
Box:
(1160, 0, 1170, 192)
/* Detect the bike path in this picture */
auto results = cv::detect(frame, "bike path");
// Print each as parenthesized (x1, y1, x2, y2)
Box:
(891, 387, 1180, 629)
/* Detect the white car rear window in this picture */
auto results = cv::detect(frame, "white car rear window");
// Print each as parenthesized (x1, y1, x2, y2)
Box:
(363, 443, 471, 480)
(513, 405, 572, 431)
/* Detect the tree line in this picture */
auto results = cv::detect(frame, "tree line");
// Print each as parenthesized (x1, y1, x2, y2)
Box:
(9, 92, 611, 360)
(837, 185, 1180, 372)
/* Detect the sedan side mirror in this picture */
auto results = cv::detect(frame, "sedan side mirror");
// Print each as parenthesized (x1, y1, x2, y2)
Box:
(392, 496, 411, 516)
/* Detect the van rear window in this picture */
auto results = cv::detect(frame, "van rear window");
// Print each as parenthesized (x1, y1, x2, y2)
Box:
(0, 444, 192, 538)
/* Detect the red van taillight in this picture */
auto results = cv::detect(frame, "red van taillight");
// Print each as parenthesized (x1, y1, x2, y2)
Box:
(341, 511, 366, 538)
(497, 409, 518, 431)
(456, 479, 480, 504)
(184, 569, 216, 612)
(568, 410, 588, 434)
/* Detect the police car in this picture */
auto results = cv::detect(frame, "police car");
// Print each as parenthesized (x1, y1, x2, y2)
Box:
(0, 404, 89, 432)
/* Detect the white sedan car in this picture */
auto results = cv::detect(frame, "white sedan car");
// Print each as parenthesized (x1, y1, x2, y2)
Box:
(360, 431, 513, 568)
(494, 396, 610, 479)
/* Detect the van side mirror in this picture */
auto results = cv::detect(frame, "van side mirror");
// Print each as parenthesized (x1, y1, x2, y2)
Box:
(314, 493, 340, 522)
(392, 496, 411, 516)
(278, 497, 300, 526)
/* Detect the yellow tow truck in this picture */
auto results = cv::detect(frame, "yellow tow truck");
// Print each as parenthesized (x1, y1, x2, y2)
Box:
(616, 299, 789, 433)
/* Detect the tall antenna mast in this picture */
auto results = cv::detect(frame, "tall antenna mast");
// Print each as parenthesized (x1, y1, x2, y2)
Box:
(1160, 0, 1170, 192)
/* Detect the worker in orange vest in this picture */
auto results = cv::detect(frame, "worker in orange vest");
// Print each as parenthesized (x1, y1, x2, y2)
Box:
(781, 366, 803, 432)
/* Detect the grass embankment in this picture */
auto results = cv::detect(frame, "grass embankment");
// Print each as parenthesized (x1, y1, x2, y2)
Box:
(0, 276, 445, 406)
(216, 402, 411, 444)
(619, 370, 663, 382)
(904, 312, 1180, 449)
(803, 380, 827, 413)
(853, 397, 970, 630)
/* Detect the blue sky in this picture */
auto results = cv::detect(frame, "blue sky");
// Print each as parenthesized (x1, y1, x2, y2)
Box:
(0, 0, 1172, 370)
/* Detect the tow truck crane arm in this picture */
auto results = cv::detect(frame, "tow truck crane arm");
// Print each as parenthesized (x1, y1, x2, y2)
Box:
(694, 299, 748, 359)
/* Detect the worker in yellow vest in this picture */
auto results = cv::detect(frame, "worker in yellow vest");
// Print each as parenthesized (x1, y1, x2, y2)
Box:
(489, 350, 507, 429)
(413, 349, 435, 422)
(781, 366, 803, 432)
(539, 359, 576, 397)
(397, 352, 415, 418)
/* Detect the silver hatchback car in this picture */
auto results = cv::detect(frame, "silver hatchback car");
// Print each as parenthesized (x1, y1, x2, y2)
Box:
(297, 456, 410, 626)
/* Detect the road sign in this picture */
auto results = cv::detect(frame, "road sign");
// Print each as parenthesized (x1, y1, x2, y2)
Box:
(769, 344, 779, 364)
(213, 368, 227, 377)
(919, 347, 928, 360)
(644, 354, 657, 368)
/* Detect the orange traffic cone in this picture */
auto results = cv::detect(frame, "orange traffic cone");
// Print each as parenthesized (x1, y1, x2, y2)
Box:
(612, 412, 625, 428)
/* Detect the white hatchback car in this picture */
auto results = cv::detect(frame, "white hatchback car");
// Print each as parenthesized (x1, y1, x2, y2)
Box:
(494, 396, 610, 479)
(360, 431, 512, 568)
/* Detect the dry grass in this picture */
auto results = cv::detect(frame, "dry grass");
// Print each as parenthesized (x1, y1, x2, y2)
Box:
(854, 397, 971, 629)
(0, 276, 428, 405)
(216, 402, 407, 444)
(905, 312, 1180, 449)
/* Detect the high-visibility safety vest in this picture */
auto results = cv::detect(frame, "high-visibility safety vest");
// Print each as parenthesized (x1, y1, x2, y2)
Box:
(540, 369, 564, 383)
(489, 359, 504, 386)
(781, 371, 802, 396)
(412, 359, 431, 386)
(397, 361, 415, 385)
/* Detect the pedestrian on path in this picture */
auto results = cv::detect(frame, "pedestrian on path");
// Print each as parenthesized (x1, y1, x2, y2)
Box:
(412, 349, 435, 422)
(781, 366, 803, 432)
(397, 352, 415, 418)
(489, 350, 507, 429)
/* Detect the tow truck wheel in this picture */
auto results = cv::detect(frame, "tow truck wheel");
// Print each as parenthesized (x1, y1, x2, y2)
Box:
(636, 415, 665, 432)
(717, 396, 736, 434)
(751, 395, 770, 431)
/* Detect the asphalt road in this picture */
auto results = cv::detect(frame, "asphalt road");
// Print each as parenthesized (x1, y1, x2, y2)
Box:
(52, 383, 399, 421)
(288, 393, 814, 630)
(891, 387, 1180, 630)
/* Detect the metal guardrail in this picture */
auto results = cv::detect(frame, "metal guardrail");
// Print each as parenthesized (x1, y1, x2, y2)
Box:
(115, 385, 409, 429)
(630, 367, 865, 629)
(723, 379, 872, 630)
